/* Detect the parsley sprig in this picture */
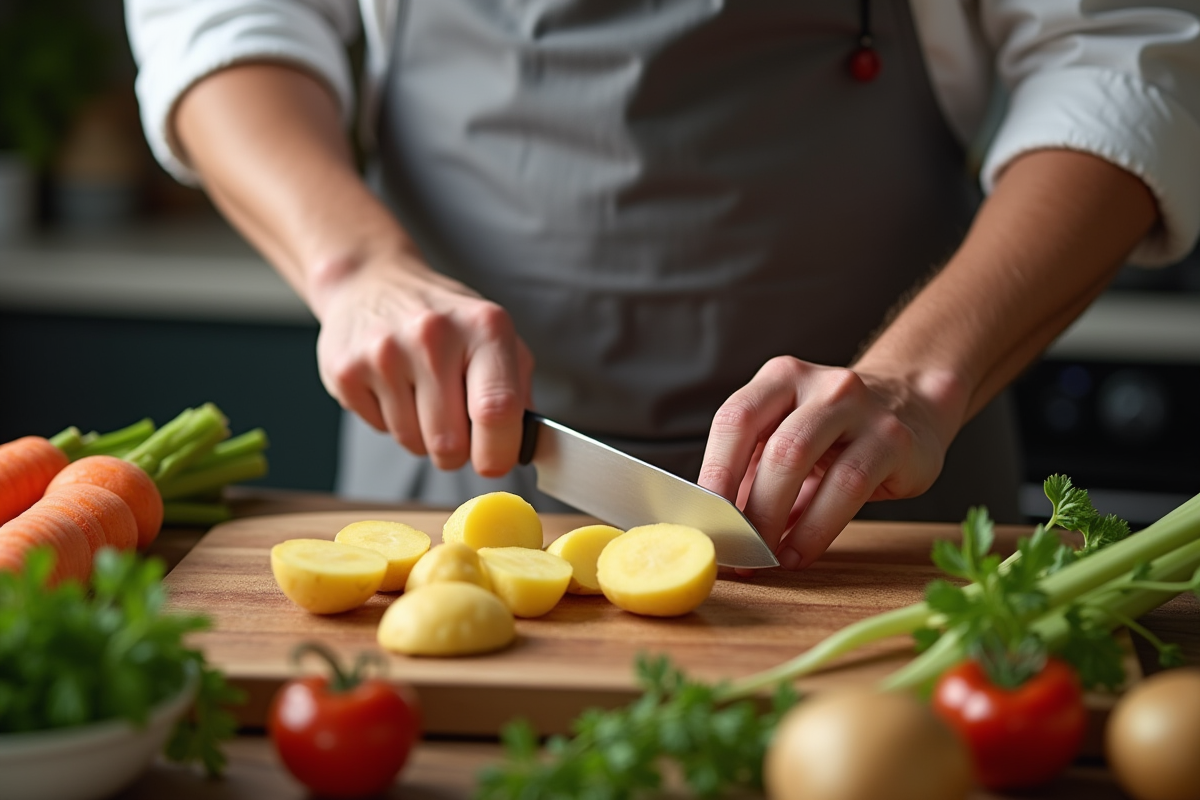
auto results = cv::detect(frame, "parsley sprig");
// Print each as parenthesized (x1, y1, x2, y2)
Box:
(0, 547, 243, 776)
(476, 654, 797, 800)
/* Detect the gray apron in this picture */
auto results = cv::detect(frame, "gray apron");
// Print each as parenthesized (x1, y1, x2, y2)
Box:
(338, 0, 1023, 524)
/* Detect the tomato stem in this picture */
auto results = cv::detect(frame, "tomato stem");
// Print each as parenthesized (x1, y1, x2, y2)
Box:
(292, 642, 360, 692)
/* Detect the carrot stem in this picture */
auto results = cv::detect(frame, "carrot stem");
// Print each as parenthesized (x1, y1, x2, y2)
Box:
(184, 429, 268, 472)
(73, 418, 156, 459)
(157, 453, 268, 501)
(49, 427, 85, 457)
(126, 404, 230, 482)
(161, 501, 233, 526)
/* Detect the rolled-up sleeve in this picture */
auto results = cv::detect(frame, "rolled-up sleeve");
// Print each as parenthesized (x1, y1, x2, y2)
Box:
(126, 0, 361, 185)
(980, 1, 1200, 266)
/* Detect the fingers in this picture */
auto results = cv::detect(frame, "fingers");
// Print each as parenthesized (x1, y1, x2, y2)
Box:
(464, 307, 528, 477)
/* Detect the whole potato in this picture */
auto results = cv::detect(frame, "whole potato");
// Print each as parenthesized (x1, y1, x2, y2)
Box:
(1106, 667, 1200, 800)
(765, 689, 972, 800)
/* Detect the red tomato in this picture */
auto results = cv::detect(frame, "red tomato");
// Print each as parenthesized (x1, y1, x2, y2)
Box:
(268, 645, 420, 798)
(932, 657, 1087, 790)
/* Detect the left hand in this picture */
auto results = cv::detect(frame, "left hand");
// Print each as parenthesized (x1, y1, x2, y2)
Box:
(698, 356, 962, 571)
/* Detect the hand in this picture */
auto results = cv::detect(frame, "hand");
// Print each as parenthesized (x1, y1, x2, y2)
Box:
(312, 252, 534, 476)
(698, 356, 962, 570)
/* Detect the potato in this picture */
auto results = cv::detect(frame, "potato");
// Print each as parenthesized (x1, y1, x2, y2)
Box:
(1106, 667, 1200, 800)
(478, 547, 573, 617)
(271, 538, 388, 614)
(546, 524, 625, 595)
(334, 520, 431, 592)
(406, 542, 493, 593)
(596, 523, 716, 617)
(377, 582, 515, 656)
(442, 491, 543, 550)
(765, 689, 973, 800)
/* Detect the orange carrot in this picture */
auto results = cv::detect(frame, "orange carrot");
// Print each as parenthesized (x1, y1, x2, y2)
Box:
(47, 455, 163, 549)
(37, 491, 107, 557)
(47, 483, 138, 552)
(0, 505, 92, 585)
(0, 436, 69, 525)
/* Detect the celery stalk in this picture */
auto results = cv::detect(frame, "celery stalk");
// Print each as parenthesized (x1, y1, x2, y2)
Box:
(157, 453, 268, 501)
(73, 418, 155, 459)
(162, 501, 233, 526)
(183, 429, 268, 472)
(125, 404, 230, 481)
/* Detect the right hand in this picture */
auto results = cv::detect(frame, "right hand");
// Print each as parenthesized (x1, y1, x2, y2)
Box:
(311, 252, 534, 477)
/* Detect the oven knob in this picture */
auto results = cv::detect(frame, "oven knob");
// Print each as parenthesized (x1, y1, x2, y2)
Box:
(1096, 369, 1168, 445)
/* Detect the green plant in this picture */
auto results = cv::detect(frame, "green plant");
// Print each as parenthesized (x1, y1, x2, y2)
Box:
(0, 0, 111, 167)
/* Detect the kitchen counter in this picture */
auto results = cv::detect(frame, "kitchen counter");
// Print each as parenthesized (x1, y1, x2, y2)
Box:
(114, 489, 1198, 800)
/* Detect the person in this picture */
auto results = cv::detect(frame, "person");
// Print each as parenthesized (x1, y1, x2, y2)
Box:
(126, 1, 1200, 570)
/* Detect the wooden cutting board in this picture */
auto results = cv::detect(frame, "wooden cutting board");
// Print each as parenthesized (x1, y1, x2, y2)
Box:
(163, 510, 1135, 748)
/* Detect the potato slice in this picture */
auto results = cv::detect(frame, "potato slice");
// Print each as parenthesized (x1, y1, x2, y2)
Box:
(478, 547, 573, 618)
(271, 538, 388, 614)
(334, 520, 432, 592)
(442, 491, 543, 550)
(546, 524, 625, 595)
(377, 582, 515, 656)
(596, 523, 717, 617)
(406, 542, 493, 593)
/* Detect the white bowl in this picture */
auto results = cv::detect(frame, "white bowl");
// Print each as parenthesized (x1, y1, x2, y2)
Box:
(0, 677, 196, 800)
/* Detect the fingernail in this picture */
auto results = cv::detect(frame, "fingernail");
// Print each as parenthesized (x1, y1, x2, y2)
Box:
(778, 548, 801, 570)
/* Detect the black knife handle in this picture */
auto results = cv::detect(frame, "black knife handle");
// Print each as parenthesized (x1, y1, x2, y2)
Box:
(518, 410, 543, 466)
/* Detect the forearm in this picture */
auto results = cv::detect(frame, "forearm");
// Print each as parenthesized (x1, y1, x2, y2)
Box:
(173, 63, 418, 319)
(854, 149, 1158, 445)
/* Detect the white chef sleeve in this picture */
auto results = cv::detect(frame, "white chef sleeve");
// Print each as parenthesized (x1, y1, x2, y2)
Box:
(126, 0, 361, 185)
(979, 1, 1200, 266)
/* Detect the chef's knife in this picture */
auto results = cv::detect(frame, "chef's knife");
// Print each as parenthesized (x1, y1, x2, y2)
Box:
(518, 411, 779, 569)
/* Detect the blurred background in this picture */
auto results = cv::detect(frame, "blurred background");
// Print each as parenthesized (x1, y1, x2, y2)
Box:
(0, 0, 1197, 520)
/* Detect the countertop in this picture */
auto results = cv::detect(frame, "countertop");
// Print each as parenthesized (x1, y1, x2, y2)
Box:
(4, 220, 1200, 363)
(113, 488, 1199, 800)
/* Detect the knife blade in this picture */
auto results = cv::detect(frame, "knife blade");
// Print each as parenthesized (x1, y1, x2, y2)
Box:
(518, 412, 779, 569)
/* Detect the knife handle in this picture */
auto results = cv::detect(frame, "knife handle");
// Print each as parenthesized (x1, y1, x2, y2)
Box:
(518, 411, 543, 466)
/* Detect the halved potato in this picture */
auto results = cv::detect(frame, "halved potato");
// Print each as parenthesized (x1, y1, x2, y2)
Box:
(596, 523, 716, 617)
(546, 524, 625, 595)
(334, 520, 431, 592)
(406, 541, 493, 593)
(442, 491, 543, 550)
(271, 538, 387, 614)
(377, 582, 515, 656)
(478, 546, 573, 618)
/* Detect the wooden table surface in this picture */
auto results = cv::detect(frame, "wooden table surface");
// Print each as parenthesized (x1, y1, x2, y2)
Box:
(118, 488, 1199, 800)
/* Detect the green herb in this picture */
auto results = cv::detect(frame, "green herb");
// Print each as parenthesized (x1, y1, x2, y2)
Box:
(0, 547, 243, 777)
(476, 654, 797, 800)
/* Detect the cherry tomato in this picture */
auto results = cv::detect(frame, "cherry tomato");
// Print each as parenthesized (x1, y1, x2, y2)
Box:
(268, 643, 420, 798)
(932, 657, 1086, 790)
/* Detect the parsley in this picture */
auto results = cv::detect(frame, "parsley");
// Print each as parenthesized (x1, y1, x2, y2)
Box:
(0, 547, 243, 777)
(476, 654, 798, 800)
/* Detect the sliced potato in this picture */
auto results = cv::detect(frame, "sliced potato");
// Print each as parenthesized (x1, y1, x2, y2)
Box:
(271, 538, 387, 614)
(377, 582, 515, 656)
(442, 491, 543, 550)
(478, 547, 573, 618)
(406, 542, 493, 593)
(334, 520, 432, 592)
(596, 523, 716, 617)
(546, 524, 625, 595)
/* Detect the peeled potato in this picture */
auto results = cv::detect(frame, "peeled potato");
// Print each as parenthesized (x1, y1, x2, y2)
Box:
(596, 523, 717, 617)
(377, 582, 515, 656)
(478, 547, 573, 618)
(546, 524, 625, 595)
(406, 541, 493, 593)
(442, 491, 543, 550)
(334, 520, 431, 592)
(271, 538, 388, 614)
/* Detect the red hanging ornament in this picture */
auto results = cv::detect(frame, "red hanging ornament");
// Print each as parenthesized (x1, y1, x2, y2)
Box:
(849, 40, 881, 82)
(849, 0, 880, 83)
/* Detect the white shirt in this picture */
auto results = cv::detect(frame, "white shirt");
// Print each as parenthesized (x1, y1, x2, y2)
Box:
(126, 0, 1200, 266)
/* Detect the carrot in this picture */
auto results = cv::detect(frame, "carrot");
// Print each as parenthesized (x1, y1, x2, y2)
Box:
(37, 490, 107, 556)
(47, 455, 163, 549)
(0, 436, 69, 525)
(0, 505, 92, 585)
(47, 483, 138, 552)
